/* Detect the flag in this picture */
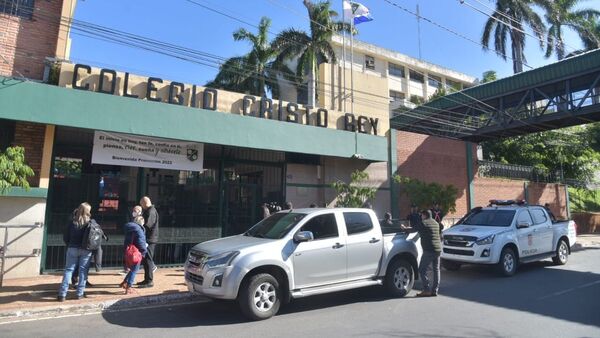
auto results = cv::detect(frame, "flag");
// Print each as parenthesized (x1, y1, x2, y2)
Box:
(343, 1, 373, 25)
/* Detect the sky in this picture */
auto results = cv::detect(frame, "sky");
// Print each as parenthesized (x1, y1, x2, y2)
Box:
(68, 0, 597, 85)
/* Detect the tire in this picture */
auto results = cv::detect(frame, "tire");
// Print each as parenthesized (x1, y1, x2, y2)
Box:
(238, 273, 281, 321)
(552, 239, 569, 265)
(497, 247, 518, 277)
(384, 258, 415, 297)
(442, 259, 461, 271)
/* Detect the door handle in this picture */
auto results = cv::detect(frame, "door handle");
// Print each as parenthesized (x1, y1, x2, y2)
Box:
(332, 243, 345, 249)
(369, 238, 380, 243)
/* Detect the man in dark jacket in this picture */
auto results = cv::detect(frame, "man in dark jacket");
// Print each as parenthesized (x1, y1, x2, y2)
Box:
(406, 204, 422, 229)
(401, 209, 442, 297)
(138, 196, 159, 288)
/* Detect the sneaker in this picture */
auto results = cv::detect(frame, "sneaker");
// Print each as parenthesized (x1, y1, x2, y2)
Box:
(136, 280, 148, 286)
(77, 294, 87, 300)
(137, 282, 154, 288)
(57, 296, 65, 302)
(119, 280, 127, 289)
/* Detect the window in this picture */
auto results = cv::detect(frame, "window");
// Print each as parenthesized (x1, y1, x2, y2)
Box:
(300, 213, 339, 240)
(365, 55, 375, 70)
(0, 120, 16, 151)
(388, 63, 405, 78)
(516, 210, 534, 226)
(247, 213, 307, 239)
(0, 0, 34, 19)
(344, 212, 373, 235)
(463, 210, 515, 227)
(530, 208, 548, 225)
(428, 75, 442, 89)
(409, 70, 424, 83)
(389, 90, 405, 102)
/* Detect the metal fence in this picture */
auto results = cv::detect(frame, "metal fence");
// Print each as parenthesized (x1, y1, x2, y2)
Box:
(477, 160, 562, 183)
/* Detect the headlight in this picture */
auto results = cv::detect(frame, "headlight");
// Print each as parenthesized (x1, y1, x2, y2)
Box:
(475, 234, 495, 245)
(205, 251, 239, 269)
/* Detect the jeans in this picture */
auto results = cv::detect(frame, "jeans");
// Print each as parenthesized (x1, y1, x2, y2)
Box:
(59, 247, 92, 297)
(124, 263, 140, 286)
(142, 243, 156, 282)
(419, 250, 441, 294)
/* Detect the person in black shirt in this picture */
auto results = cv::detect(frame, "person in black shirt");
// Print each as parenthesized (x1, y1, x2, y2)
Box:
(406, 204, 422, 229)
(138, 196, 159, 288)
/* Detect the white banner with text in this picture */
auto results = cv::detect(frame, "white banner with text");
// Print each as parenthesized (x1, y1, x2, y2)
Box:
(91, 131, 204, 171)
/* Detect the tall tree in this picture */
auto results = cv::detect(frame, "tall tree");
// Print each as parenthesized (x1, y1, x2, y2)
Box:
(481, 70, 498, 83)
(481, 0, 549, 73)
(272, 0, 350, 107)
(206, 17, 289, 97)
(544, 0, 600, 60)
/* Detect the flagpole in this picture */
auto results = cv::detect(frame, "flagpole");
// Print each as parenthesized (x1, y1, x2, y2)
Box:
(341, 0, 347, 112)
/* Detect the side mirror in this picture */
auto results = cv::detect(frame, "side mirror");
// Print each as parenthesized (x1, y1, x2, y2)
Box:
(294, 231, 314, 243)
(517, 222, 531, 229)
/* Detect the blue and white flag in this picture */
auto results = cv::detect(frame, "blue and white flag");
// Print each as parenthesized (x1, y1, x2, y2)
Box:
(343, 1, 373, 25)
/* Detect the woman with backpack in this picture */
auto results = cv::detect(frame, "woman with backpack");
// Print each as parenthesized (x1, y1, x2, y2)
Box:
(119, 212, 148, 294)
(57, 202, 95, 302)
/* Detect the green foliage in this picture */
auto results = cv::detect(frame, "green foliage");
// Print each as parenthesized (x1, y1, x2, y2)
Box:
(569, 187, 600, 212)
(481, 70, 497, 83)
(332, 170, 376, 207)
(0, 146, 35, 194)
(409, 95, 424, 105)
(427, 88, 447, 102)
(482, 125, 600, 183)
(393, 175, 458, 214)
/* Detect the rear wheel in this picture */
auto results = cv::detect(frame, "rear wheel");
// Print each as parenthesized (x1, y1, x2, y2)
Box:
(384, 258, 414, 297)
(497, 247, 517, 277)
(552, 239, 569, 265)
(442, 259, 461, 271)
(238, 273, 281, 320)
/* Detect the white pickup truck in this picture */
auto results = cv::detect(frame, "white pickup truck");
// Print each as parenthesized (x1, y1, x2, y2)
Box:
(184, 208, 421, 320)
(441, 200, 577, 276)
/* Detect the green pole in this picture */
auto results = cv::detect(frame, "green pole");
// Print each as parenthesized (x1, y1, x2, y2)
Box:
(565, 184, 571, 219)
(466, 142, 475, 210)
(389, 131, 399, 219)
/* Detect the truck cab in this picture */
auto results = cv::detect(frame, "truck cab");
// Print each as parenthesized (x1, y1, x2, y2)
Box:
(184, 208, 420, 320)
(441, 200, 577, 276)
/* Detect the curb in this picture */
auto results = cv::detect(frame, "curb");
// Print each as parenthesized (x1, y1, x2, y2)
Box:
(0, 292, 209, 323)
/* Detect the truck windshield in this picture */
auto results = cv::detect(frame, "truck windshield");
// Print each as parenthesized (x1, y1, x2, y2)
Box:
(245, 212, 306, 239)
(462, 209, 515, 227)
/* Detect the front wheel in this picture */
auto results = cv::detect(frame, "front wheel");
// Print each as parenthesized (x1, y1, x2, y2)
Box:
(442, 259, 461, 271)
(384, 258, 414, 297)
(552, 239, 569, 265)
(238, 273, 281, 320)
(497, 247, 518, 277)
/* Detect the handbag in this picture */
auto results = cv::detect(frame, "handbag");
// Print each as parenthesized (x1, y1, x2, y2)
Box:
(124, 236, 142, 268)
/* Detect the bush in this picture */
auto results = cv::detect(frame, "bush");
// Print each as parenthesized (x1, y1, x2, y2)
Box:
(569, 187, 600, 212)
(0, 146, 35, 194)
(332, 170, 376, 208)
(393, 175, 458, 214)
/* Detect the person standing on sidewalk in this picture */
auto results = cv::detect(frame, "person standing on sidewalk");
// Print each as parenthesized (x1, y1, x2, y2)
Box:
(57, 203, 94, 302)
(120, 215, 148, 294)
(138, 196, 159, 288)
(401, 209, 442, 297)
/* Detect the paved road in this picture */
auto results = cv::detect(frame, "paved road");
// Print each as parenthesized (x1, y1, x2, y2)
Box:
(4, 248, 600, 338)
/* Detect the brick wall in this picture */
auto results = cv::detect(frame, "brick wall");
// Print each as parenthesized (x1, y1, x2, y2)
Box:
(0, 0, 63, 79)
(396, 131, 471, 218)
(396, 130, 568, 220)
(13, 122, 45, 186)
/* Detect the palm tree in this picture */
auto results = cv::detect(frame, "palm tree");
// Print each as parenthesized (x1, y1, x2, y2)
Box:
(272, 0, 350, 107)
(580, 18, 600, 50)
(481, 0, 549, 74)
(207, 17, 285, 97)
(544, 0, 600, 60)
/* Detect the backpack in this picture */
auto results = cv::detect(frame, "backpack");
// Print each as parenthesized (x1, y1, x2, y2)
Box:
(82, 220, 104, 251)
(124, 239, 142, 268)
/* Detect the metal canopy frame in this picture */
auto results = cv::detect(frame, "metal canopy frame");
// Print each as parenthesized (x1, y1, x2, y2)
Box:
(390, 49, 600, 142)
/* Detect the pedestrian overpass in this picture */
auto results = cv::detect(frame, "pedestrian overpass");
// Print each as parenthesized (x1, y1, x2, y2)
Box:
(390, 49, 600, 142)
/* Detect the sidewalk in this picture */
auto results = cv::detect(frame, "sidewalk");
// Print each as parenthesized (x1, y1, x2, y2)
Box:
(0, 267, 207, 323)
(1, 235, 599, 323)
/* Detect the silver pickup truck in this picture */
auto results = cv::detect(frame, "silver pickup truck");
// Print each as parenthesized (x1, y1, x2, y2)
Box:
(184, 208, 420, 320)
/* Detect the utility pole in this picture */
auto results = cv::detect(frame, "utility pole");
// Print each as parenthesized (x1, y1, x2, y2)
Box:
(416, 3, 422, 60)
